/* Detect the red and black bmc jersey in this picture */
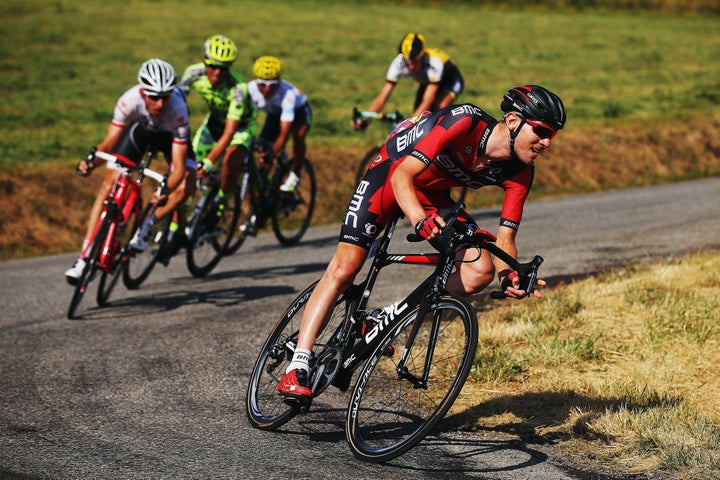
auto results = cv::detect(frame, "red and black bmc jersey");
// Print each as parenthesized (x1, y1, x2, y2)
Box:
(341, 103, 534, 249)
(376, 103, 534, 231)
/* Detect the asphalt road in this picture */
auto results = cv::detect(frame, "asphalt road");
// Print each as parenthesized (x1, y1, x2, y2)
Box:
(1, 177, 718, 480)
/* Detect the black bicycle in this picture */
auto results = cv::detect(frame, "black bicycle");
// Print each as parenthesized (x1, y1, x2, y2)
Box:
(246, 202, 543, 462)
(224, 139, 316, 255)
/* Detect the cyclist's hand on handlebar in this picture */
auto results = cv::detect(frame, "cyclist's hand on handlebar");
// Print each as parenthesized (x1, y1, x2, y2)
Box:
(501, 272, 546, 300)
(76, 147, 97, 177)
(414, 212, 445, 240)
(350, 118, 369, 131)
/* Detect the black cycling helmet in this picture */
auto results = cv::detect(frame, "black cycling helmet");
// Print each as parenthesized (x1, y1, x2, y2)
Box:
(398, 32, 427, 61)
(501, 84, 566, 131)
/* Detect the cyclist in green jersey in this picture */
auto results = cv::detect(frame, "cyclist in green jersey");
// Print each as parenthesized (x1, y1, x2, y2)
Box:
(179, 34, 257, 212)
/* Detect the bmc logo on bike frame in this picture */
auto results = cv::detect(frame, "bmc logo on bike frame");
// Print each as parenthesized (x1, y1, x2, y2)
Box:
(363, 302, 409, 344)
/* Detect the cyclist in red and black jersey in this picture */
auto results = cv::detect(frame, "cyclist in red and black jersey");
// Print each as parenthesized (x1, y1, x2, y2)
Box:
(278, 85, 566, 401)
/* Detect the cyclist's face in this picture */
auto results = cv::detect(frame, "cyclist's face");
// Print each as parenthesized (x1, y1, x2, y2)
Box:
(205, 62, 229, 88)
(403, 56, 423, 75)
(142, 90, 172, 116)
(508, 113, 557, 164)
(256, 79, 279, 98)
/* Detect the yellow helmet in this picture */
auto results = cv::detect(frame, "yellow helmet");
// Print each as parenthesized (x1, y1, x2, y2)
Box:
(204, 35, 238, 67)
(398, 32, 426, 61)
(253, 56, 282, 80)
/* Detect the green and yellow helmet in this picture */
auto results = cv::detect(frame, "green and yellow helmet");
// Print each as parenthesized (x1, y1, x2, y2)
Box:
(204, 35, 238, 68)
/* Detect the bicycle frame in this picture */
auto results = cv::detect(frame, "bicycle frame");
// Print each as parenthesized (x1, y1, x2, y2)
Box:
(310, 202, 543, 397)
(86, 151, 165, 273)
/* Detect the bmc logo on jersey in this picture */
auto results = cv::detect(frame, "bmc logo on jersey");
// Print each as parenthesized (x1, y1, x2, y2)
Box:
(395, 119, 427, 151)
(451, 104, 483, 117)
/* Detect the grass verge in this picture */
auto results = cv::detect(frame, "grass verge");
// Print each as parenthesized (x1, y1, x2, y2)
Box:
(448, 249, 720, 478)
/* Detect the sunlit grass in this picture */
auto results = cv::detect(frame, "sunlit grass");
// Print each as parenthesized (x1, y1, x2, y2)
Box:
(456, 250, 720, 478)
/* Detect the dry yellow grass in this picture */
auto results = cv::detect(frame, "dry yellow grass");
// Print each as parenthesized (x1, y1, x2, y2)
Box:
(449, 250, 720, 478)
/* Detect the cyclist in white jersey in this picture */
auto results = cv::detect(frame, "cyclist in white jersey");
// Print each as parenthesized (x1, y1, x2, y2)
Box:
(64, 59, 196, 283)
(352, 32, 464, 130)
(248, 56, 312, 192)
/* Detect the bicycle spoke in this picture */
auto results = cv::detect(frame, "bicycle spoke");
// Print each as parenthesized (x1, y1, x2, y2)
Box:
(346, 296, 477, 462)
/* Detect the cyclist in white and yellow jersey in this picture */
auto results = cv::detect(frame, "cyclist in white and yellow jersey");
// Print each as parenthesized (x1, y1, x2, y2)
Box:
(179, 34, 257, 213)
(247, 56, 312, 192)
(352, 32, 464, 130)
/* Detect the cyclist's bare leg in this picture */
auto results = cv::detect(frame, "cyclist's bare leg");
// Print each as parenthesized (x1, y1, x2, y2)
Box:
(445, 247, 495, 296)
(291, 124, 310, 169)
(295, 243, 368, 352)
(220, 145, 247, 194)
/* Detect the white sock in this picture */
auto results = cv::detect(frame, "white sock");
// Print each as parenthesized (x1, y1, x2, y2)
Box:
(286, 348, 312, 374)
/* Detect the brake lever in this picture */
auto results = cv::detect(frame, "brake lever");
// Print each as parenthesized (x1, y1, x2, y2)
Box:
(491, 255, 544, 300)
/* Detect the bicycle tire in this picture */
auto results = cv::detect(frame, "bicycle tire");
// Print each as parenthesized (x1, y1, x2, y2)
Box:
(346, 294, 477, 462)
(223, 176, 255, 255)
(354, 145, 382, 186)
(67, 219, 110, 319)
(246, 281, 357, 430)
(123, 203, 169, 289)
(97, 204, 138, 304)
(272, 159, 316, 246)
(186, 184, 240, 278)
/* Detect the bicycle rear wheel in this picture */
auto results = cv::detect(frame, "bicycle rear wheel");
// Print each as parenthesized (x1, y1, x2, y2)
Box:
(271, 159, 316, 246)
(67, 219, 110, 319)
(186, 184, 240, 277)
(123, 203, 170, 289)
(355, 146, 381, 186)
(246, 281, 356, 430)
(346, 294, 477, 462)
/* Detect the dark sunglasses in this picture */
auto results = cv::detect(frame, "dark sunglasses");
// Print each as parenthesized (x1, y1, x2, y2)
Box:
(525, 118, 558, 140)
(257, 79, 279, 87)
(204, 61, 228, 71)
(146, 93, 171, 101)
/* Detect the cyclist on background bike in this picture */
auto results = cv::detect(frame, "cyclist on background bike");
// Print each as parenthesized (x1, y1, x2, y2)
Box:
(179, 34, 257, 216)
(351, 32, 464, 131)
(248, 56, 312, 192)
(278, 85, 566, 402)
(64, 58, 196, 283)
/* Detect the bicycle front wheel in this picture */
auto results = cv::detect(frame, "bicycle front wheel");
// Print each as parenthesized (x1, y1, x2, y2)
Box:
(346, 294, 477, 462)
(97, 204, 138, 304)
(68, 219, 110, 319)
(123, 203, 169, 289)
(246, 281, 357, 430)
(272, 159, 316, 245)
(186, 185, 240, 277)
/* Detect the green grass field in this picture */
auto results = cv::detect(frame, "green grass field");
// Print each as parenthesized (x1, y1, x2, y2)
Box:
(1, 0, 719, 166)
(1, 3, 719, 476)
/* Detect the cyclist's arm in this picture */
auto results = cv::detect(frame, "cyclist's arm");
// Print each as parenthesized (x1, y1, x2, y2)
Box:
(205, 117, 240, 164)
(167, 141, 188, 192)
(352, 82, 395, 130)
(413, 82, 439, 116)
(272, 120, 292, 156)
(79, 123, 124, 175)
(390, 157, 445, 236)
